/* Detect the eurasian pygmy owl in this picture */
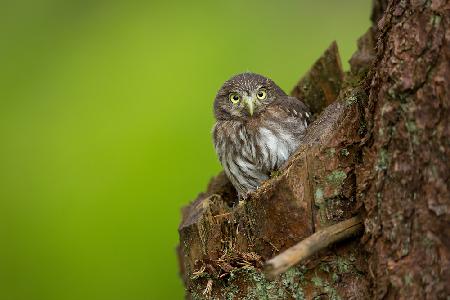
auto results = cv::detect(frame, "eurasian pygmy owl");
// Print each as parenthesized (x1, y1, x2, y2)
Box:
(213, 72, 312, 198)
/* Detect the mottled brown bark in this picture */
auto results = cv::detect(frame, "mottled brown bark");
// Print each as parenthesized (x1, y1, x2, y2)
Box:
(178, 1, 449, 299)
(358, 0, 450, 299)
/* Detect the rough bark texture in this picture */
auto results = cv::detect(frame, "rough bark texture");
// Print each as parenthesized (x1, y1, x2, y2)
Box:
(358, 0, 450, 299)
(178, 1, 449, 299)
(291, 41, 344, 116)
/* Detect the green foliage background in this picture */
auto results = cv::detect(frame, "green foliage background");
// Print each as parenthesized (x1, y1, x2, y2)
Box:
(0, 1, 370, 299)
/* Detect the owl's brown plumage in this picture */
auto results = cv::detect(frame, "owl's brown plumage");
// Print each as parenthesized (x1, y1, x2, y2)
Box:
(212, 72, 311, 197)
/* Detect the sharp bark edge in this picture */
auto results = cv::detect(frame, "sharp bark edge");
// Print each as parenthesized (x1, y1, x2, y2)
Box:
(291, 41, 345, 116)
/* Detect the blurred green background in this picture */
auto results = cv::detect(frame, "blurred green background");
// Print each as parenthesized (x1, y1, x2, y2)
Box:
(0, 1, 371, 299)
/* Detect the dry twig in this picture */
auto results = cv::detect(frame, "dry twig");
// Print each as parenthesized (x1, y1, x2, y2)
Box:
(265, 216, 363, 279)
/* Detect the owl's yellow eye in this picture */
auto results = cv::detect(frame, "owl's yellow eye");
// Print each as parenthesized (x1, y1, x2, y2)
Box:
(229, 93, 240, 104)
(256, 89, 267, 100)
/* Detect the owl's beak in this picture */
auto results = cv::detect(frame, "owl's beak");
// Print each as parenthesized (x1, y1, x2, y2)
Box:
(244, 96, 255, 116)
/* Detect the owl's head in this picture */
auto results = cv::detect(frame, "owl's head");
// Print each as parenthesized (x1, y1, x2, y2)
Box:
(214, 72, 286, 121)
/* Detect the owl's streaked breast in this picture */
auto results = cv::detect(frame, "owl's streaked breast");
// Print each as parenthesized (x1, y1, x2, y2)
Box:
(256, 125, 297, 171)
(213, 116, 306, 197)
(213, 121, 268, 196)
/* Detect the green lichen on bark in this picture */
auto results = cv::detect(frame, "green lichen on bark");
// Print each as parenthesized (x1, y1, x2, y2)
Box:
(326, 170, 347, 188)
(188, 266, 308, 300)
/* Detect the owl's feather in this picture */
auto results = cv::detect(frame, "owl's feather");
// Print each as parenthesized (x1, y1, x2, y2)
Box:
(212, 73, 311, 197)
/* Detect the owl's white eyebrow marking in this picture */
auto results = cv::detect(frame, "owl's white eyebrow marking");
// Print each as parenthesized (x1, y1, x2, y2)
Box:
(306, 112, 310, 118)
(293, 109, 298, 116)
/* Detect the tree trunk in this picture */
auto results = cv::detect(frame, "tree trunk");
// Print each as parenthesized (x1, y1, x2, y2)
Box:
(178, 1, 449, 299)
(357, 0, 449, 298)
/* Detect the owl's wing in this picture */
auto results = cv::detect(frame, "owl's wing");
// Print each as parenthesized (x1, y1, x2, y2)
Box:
(276, 96, 313, 126)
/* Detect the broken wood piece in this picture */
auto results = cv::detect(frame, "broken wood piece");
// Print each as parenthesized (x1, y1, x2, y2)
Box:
(291, 41, 344, 115)
(265, 216, 364, 279)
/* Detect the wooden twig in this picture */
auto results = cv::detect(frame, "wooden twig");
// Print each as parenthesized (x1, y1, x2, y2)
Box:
(264, 216, 364, 279)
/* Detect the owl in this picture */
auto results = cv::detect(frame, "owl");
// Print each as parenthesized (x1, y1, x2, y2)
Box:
(212, 72, 312, 198)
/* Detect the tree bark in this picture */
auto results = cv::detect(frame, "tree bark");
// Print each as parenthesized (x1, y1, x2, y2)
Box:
(178, 1, 449, 299)
(358, 0, 449, 298)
